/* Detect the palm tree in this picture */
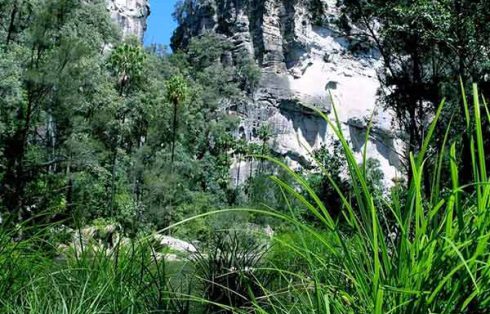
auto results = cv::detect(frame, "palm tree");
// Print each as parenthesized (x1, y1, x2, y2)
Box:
(165, 75, 187, 165)
(257, 124, 272, 173)
(107, 42, 146, 215)
(109, 43, 146, 96)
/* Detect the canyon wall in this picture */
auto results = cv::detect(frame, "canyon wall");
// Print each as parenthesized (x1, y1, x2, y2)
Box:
(172, 0, 403, 186)
(106, 0, 403, 186)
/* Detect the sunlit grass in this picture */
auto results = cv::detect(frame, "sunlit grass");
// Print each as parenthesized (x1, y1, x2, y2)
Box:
(249, 84, 490, 313)
(0, 86, 488, 313)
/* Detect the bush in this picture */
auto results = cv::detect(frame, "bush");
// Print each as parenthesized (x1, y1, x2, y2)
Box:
(0, 83, 489, 314)
(192, 231, 272, 313)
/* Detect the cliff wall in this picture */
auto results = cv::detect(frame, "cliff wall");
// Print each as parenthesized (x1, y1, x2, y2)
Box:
(106, 0, 150, 41)
(172, 0, 402, 186)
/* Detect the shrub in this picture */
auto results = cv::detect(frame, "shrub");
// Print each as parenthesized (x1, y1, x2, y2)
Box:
(192, 231, 272, 313)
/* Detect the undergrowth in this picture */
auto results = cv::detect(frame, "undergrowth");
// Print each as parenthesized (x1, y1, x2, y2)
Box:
(0, 85, 488, 313)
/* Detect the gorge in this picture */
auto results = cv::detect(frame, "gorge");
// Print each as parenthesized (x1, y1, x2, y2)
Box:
(1, 1, 488, 312)
(107, 0, 403, 186)
(108, 0, 402, 186)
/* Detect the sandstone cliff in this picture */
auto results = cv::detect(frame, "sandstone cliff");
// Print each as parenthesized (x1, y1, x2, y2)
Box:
(106, 0, 150, 41)
(172, 0, 402, 186)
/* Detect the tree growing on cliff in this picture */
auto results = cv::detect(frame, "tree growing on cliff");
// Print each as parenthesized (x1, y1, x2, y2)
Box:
(309, 0, 327, 25)
(338, 0, 490, 184)
(235, 51, 262, 96)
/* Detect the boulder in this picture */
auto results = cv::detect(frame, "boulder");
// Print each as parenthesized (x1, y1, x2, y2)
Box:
(153, 234, 197, 253)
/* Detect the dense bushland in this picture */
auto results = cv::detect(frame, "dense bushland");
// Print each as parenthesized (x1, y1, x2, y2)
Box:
(0, 0, 267, 236)
(1, 0, 490, 313)
(0, 86, 488, 313)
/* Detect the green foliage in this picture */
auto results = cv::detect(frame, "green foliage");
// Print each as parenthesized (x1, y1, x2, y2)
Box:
(306, 141, 350, 219)
(109, 42, 146, 95)
(0, 0, 118, 221)
(0, 1, 244, 232)
(235, 51, 261, 95)
(1, 1, 490, 313)
(165, 74, 187, 106)
(192, 231, 271, 313)
(338, 0, 490, 181)
(165, 74, 188, 165)
(0, 229, 194, 313)
(3, 87, 488, 313)
(187, 32, 232, 70)
(309, 0, 326, 26)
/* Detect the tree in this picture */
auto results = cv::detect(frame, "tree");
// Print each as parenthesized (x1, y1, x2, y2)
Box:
(109, 42, 146, 96)
(338, 0, 490, 184)
(307, 142, 350, 219)
(0, 0, 253, 234)
(106, 42, 147, 215)
(309, 0, 326, 26)
(0, 0, 34, 48)
(0, 0, 117, 223)
(257, 124, 272, 174)
(235, 51, 261, 96)
(165, 74, 188, 165)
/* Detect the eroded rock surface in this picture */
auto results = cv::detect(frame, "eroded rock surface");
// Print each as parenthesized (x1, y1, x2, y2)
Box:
(106, 0, 150, 41)
(174, 0, 403, 186)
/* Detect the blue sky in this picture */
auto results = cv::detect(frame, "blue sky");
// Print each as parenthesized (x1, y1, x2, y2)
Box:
(144, 0, 178, 48)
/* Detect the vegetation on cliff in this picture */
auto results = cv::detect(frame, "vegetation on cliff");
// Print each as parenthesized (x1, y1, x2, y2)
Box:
(0, 0, 489, 313)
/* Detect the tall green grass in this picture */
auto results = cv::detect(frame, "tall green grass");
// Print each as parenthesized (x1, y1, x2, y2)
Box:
(0, 228, 197, 313)
(249, 84, 490, 313)
(0, 86, 488, 313)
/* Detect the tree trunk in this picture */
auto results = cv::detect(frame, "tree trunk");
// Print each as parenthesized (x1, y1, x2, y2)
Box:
(109, 148, 117, 217)
(5, 2, 18, 46)
(236, 155, 241, 187)
(65, 161, 74, 223)
(170, 100, 178, 165)
(1, 93, 34, 222)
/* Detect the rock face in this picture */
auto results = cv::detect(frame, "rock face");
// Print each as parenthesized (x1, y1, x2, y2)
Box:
(106, 0, 150, 42)
(174, 0, 402, 186)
